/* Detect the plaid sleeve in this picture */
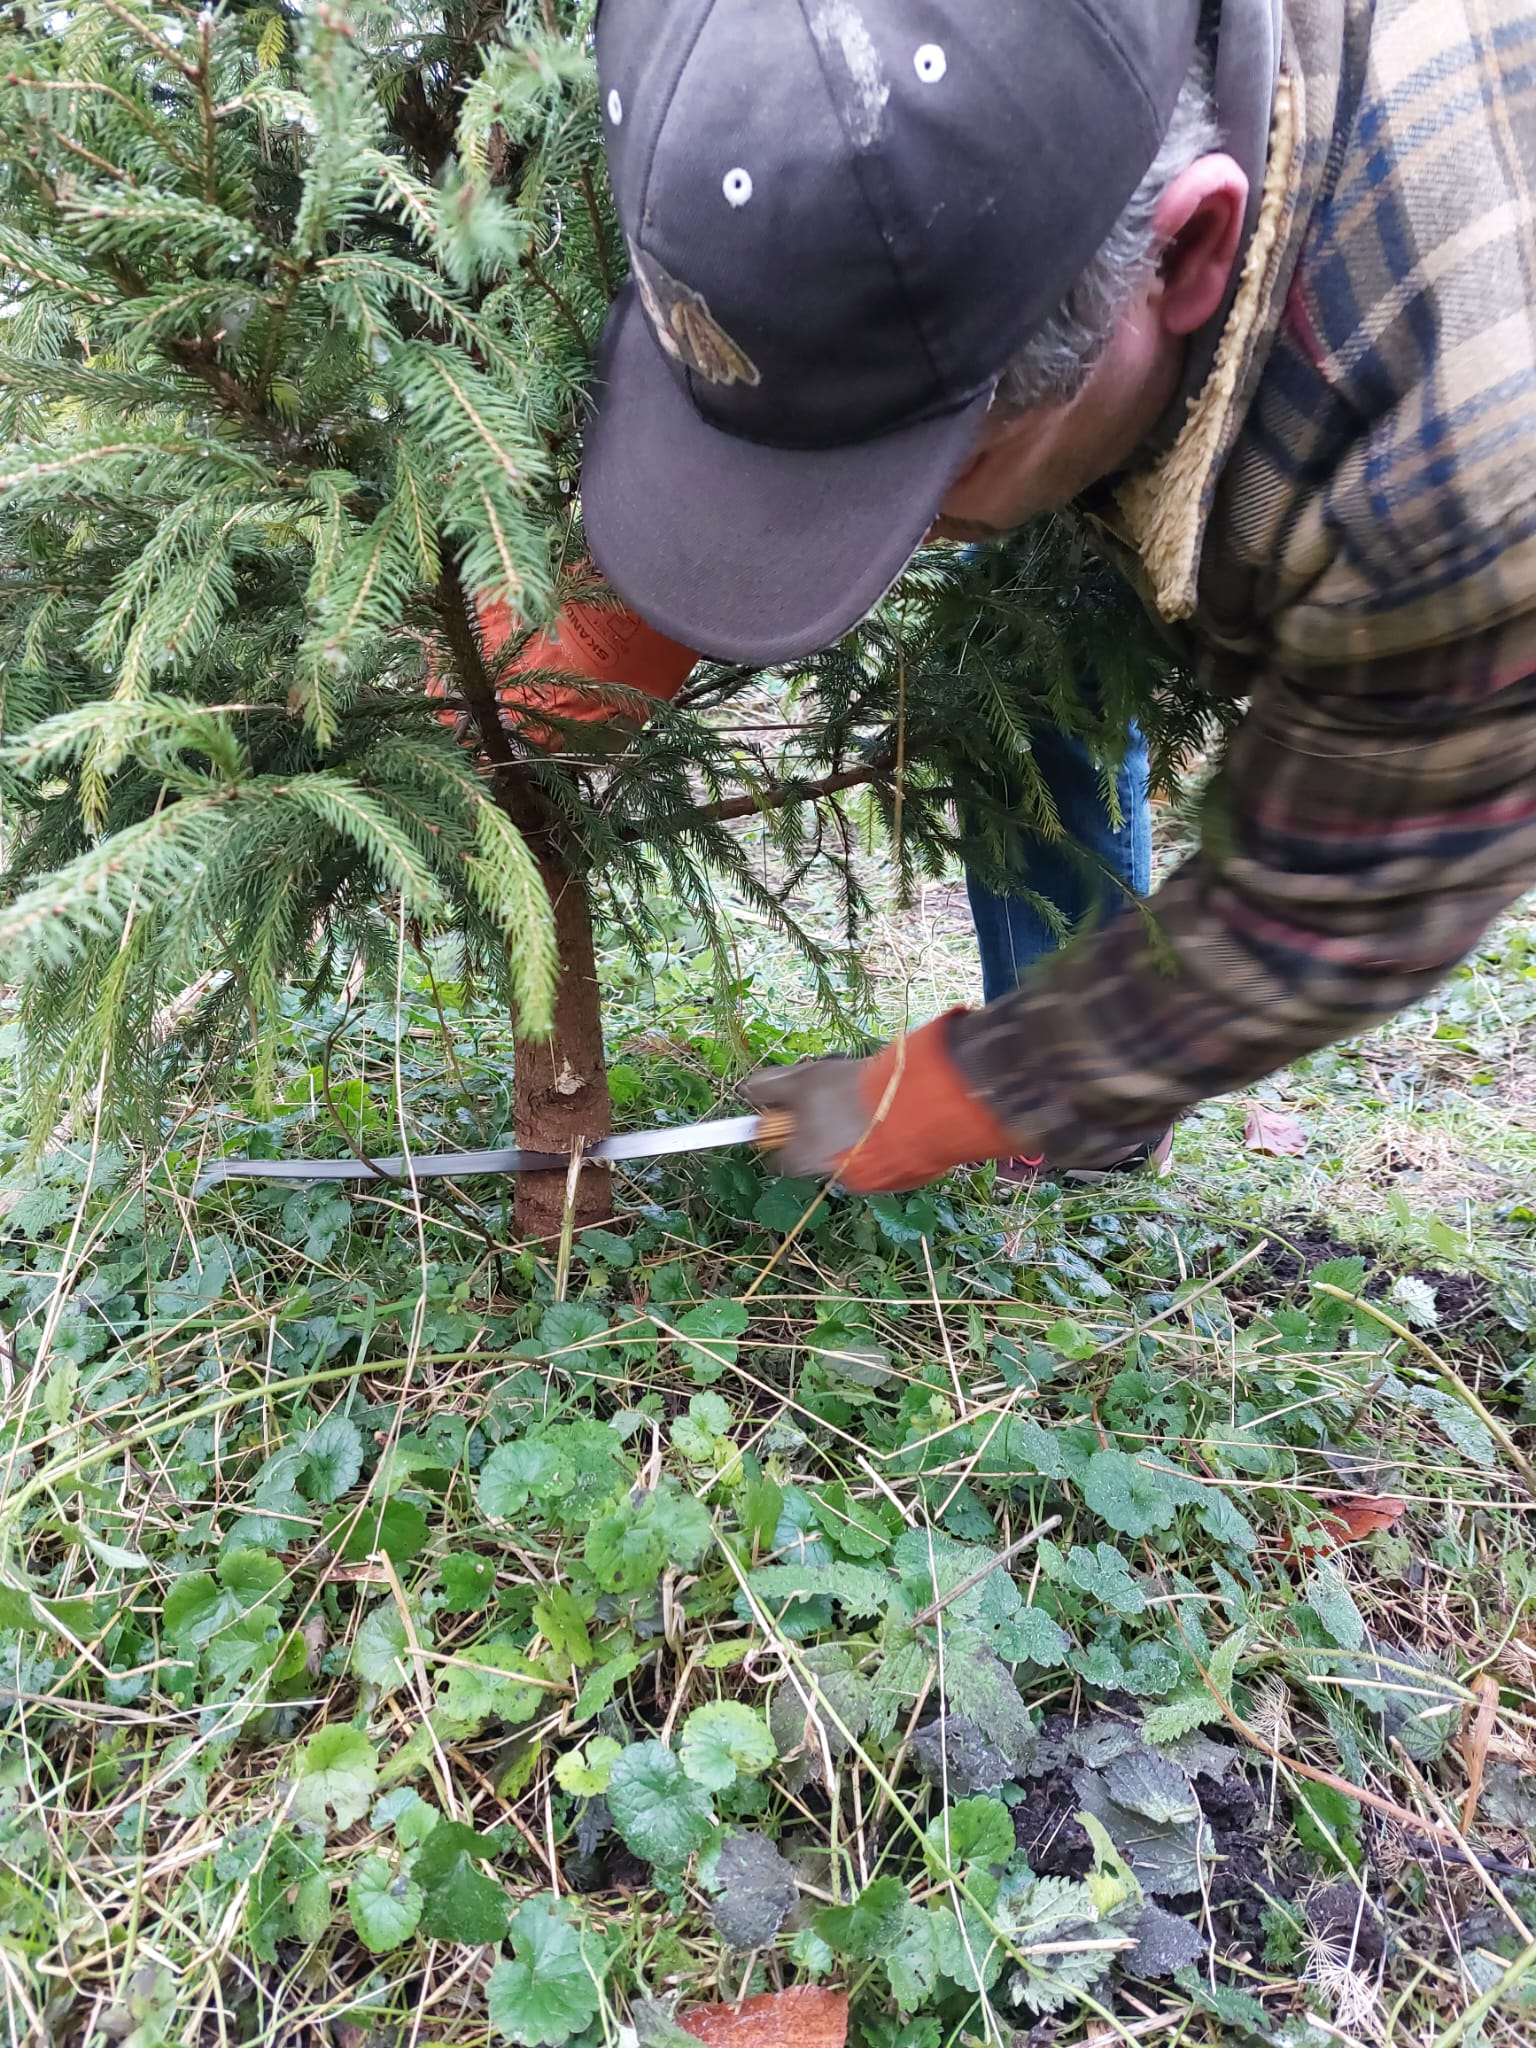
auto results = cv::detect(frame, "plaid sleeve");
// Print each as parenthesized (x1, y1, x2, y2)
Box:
(949, 625, 1536, 1167)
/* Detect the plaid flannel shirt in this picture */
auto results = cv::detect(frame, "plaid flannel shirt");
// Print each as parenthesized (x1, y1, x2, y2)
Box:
(952, 0, 1536, 1166)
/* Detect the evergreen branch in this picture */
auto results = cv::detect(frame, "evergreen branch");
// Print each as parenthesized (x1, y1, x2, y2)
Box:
(629, 757, 894, 839)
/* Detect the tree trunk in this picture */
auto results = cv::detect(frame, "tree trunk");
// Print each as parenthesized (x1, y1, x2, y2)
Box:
(513, 853, 612, 1241)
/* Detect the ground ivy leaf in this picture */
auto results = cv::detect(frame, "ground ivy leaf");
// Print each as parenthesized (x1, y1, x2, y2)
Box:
(605, 1740, 715, 1868)
(553, 1734, 622, 1798)
(352, 1597, 424, 1690)
(708, 1829, 799, 1951)
(1082, 1449, 1176, 1538)
(347, 1855, 423, 1953)
(486, 1895, 600, 2045)
(816, 1874, 909, 1959)
(413, 1820, 511, 1944)
(923, 1795, 1015, 1873)
(679, 1701, 777, 1791)
(439, 1551, 497, 1612)
(327, 1496, 428, 1567)
(298, 1416, 365, 1503)
(433, 1634, 543, 1735)
(672, 1297, 749, 1383)
(163, 1549, 283, 1653)
(887, 1904, 943, 2010)
(292, 1724, 377, 1832)
(478, 1437, 562, 1519)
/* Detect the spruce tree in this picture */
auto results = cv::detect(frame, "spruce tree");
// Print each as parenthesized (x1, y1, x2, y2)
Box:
(0, 0, 1225, 1237)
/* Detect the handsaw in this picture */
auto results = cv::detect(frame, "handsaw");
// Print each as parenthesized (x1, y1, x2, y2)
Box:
(193, 1109, 792, 1194)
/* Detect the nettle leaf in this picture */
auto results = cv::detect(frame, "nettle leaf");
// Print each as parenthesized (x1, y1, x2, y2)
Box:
(413, 1820, 511, 1944)
(938, 1630, 1036, 1767)
(1304, 1560, 1366, 1650)
(932, 1897, 1003, 1994)
(748, 1562, 892, 1622)
(708, 1829, 799, 1952)
(909, 1716, 1012, 1796)
(672, 1297, 749, 1383)
(809, 1481, 897, 1559)
(679, 1701, 777, 1792)
(994, 1605, 1072, 1668)
(605, 1740, 715, 1869)
(347, 1855, 423, 1953)
(1066, 1543, 1146, 1614)
(292, 1725, 377, 1832)
(1072, 1767, 1209, 1897)
(817, 1874, 910, 1959)
(298, 1415, 365, 1502)
(1102, 1747, 1200, 1825)
(767, 1645, 873, 1785)
(1130, 1902, 1206, 1977)
(1081, 1449, 1177, 1538)
(486, 1896, 600, 2045)
(923, 1795, 1014, 1873)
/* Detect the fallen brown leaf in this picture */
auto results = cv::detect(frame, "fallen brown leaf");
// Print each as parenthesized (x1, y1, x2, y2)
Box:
(1243, 1101, 1308, 1156)
(1460, 1671, 1500, 1834)
(679, 1989, 848, 2048)
(1281, 1494, 1408, 1557)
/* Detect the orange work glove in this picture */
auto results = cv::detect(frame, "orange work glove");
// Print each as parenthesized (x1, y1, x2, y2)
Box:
(430, 575, 697, 753)
(743, 1010, 1041, 1194)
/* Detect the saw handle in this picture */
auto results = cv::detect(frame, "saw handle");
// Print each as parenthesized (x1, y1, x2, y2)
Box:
(753, 1107, 796, 1151)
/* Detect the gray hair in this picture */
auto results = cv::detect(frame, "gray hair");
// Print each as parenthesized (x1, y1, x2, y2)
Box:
(994, 58, 1223, 414)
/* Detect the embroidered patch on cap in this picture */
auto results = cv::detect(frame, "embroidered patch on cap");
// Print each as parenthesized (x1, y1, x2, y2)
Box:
(629, 241, 761, 388)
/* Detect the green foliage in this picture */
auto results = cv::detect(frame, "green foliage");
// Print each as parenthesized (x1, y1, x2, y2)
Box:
(2, 934, 1529, 2042)
(487, 1898, 601, 2045)
(605, 1741, 716, 1872)
(0, 0, 1228, 1151)
(678, 1702, 776, 1792)
(293, 1725, 377, 1833)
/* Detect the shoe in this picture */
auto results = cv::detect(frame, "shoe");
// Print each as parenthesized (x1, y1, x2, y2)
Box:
(993, 1126, 1174, 1188)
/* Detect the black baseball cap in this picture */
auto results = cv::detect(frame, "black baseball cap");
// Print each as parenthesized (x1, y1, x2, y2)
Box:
(582, 0, 1203, 664)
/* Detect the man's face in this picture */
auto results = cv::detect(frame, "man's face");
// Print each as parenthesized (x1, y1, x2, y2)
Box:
(931, 152, 1250, 541)
(933, 292, 1181, 540)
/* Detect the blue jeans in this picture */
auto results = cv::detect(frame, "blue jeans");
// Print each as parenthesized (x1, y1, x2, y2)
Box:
(964, 719, 1152, 1003)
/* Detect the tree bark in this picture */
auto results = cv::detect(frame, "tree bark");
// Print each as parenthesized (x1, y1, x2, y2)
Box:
(512, 852, 612, 1242)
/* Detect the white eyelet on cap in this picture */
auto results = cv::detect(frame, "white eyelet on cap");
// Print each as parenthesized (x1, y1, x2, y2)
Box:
(913, 43, 946, 82)
(722, 166, 753, 207)
(606, 88, 623, 123)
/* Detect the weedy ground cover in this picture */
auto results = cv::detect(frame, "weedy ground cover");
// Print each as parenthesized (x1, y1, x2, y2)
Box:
(0, 882, 1533, 2048)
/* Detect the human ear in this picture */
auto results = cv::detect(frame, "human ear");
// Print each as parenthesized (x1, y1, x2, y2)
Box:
(1151, 153, 1248, 338)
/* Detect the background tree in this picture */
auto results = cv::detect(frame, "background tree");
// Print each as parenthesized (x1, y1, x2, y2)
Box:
(0, 0, 1224, 1238)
